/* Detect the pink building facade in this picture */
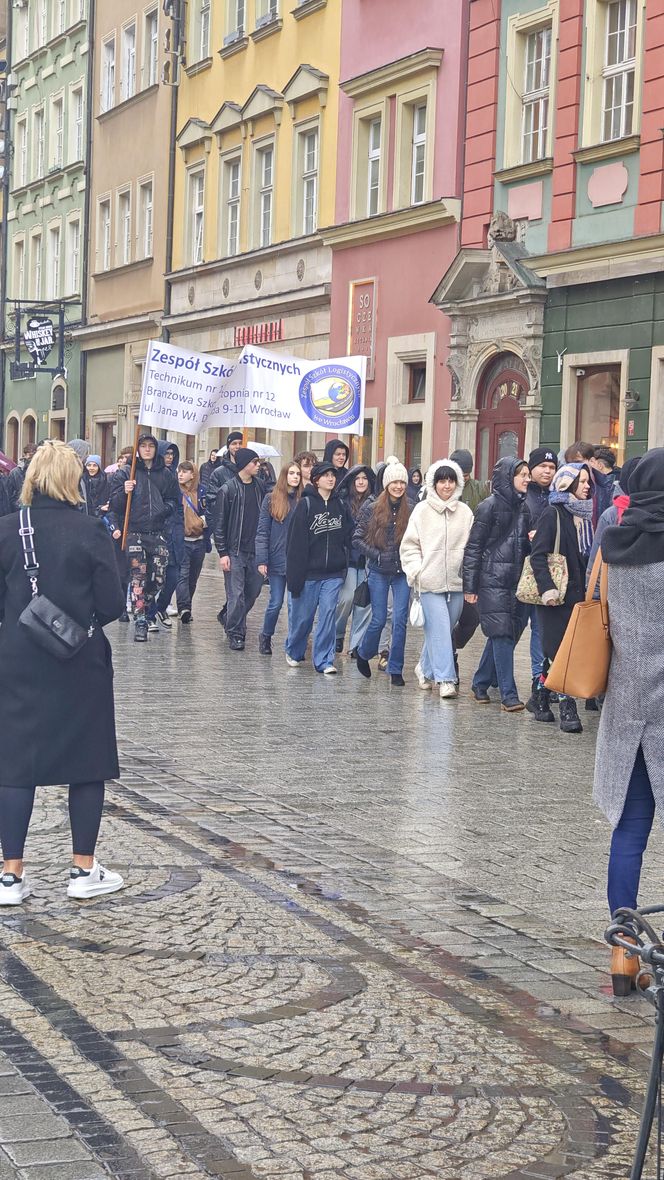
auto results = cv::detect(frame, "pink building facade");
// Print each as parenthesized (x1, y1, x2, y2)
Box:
(324, 0, 469, 470)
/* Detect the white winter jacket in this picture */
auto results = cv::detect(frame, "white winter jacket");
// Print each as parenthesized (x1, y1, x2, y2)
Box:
(400, 459, 474, 593)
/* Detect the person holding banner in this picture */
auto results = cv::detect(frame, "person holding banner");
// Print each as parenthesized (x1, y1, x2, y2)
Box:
(214, 448, 265, 651)
(285, 461, 353, 674)
(109, 434, 179, 643)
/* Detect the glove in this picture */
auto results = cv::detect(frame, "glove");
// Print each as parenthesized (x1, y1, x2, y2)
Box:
(541, 588, 560, 606)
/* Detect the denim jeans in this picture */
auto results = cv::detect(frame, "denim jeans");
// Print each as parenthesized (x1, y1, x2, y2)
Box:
(419, 591, 464, 683)
(607, 747, 655, 914)
(335, 566, 372, 650)
(286, 577, 344, 670)
(261, 573, 288, 637)
(358, 570, 409, 675)
(472, 635, 520, 704)
(528, 605, 545, 679)
(176, 539, 206, 612)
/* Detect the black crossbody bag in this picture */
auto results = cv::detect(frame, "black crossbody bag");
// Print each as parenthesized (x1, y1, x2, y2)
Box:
(17, 506, 93, 660)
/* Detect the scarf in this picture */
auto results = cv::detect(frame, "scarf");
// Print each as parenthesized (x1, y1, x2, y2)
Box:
(602, 448, 664, 566)
(548, 462, 594, 556)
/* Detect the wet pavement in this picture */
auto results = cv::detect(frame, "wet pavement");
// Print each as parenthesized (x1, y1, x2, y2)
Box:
(1, 558, 664, 1179)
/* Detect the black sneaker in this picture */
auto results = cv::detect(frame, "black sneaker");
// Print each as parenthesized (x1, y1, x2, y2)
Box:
(471, 687, 491, 703)
(335, 638, 344, 654)
(258, 633, 272, 655)
(180, 609, 192, 623)
(356, 655, 371, 679)
(585, 697, 599, 712)
(217, 605, 228, 630)
(526, 678, 555, 722)
(119, 611, 130, 622)
(134, 619, 148, 642)
(560, 696, 583, 733)
(391, 674, 405, 687)
(229, 636, 245, 651)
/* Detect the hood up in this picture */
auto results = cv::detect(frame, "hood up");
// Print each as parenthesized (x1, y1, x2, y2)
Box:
(423, 459, 465, 512)
(323, 438, 349, 464)
(491, 455, 528, 508)
(158, 439, 180, 466)
(336, 463, 376, 497)
(135, 433, 165, 471)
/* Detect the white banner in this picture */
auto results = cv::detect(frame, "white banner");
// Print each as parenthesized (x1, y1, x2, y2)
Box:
(139, 340, 366, 437)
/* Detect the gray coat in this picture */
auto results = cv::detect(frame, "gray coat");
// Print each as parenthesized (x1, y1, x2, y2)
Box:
(593, 561, 664, 826)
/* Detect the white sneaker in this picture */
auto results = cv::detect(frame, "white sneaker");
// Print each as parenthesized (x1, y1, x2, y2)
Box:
(147, 620, 159, 633)
(67, 860, 124, 900)
(414, 662, 433, 690)
(323, 665, 337, 675)
(285, 655, 301, 668)
(166, 603, 178, 616)
(0, 872, 31, 906)
(439, 681, 458, 699)
(156, 611, 172, 629)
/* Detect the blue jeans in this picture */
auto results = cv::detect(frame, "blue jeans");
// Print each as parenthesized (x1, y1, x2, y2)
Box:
(286, 577, 344, 671)
(358, 570, 409, 675)
(608, 747, 655, 914)
(472, 635, 520, 704)
(335, 567, 372, 650)
(528, 606, 545, 679)
(262, 574, 288, 637)
(419, 591, 464, 682)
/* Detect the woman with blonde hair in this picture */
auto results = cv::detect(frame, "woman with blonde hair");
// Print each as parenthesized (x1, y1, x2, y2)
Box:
(256, 460, 303, 654)
(0, 440, 125, 905)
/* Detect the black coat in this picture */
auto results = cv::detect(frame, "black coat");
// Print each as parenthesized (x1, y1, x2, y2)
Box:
(525, 481, 550, 531)
(531, 503, 588, 660)
(82, 470, 111, 516)
(462, 457, 530, 639)
(206, 457, 241, 524)
(0, 496, 125, 787)
(109, 451, 180, 535)
(213, 475, 265, 558)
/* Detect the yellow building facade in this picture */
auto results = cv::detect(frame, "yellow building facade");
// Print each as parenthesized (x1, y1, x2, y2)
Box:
(165, 0, 341, 460)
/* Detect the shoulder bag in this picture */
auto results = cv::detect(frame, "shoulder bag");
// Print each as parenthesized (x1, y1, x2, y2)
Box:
(545, 549, 611, 698)
(516, 510, 568, 605)
(17, 507, 94, 660)
(409, 580, 425, 627)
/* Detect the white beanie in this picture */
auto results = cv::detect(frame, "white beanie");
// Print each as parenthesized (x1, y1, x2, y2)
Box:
(382, 455, 408, 488)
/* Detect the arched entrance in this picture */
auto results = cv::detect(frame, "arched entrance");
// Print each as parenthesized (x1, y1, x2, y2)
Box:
(476, 354, 528, 480)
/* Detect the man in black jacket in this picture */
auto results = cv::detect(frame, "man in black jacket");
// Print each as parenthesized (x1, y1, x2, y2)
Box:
(206, 431, 244, 522)
(285, 461, 353, 673)
(214, 447, 265, 651)
(109, 434, 179, 642)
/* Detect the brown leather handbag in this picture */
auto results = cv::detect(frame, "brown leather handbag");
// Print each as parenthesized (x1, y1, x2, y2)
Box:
(545, 549, 611, 698)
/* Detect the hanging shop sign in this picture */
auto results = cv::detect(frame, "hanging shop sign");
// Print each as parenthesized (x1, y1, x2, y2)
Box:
(9, 301, 67, 381)
(24, 315, 55, 367)
(348, 278, 376, 382)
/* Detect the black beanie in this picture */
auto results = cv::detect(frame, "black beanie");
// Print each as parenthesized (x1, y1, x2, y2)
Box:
(227, 431, 243, 446)
(234, 447, 259, 473)
(528, 447, 558, 469)
(450, 449, 473, 475)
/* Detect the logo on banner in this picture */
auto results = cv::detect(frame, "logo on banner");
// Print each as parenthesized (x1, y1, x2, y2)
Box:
(299, 363, 362, 430)
(24, 316, 55, 367)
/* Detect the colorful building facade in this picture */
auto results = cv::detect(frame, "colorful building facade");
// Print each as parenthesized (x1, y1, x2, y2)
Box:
(434, 0, 664, 474)
(3, 0, 91, 457)
(326, 0, 467, 469)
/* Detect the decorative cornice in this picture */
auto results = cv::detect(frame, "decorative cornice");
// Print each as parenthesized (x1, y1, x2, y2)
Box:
(218, 34, 249, 60)
(251, 17, 283, 42)
(96, 83, 159, 124)
(494, 158, 553, 184)
(92, 258, 154, 282)
(184, 56, 213, 79)
(340, 48, 443, 98)
(321, 199, 460, 249)
(573, 134, 641, 165)
(291, 0, 327, 20)
(523, 233, 664, 286)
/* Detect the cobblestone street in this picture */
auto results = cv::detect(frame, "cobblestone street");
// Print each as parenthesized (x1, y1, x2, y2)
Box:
(1, 561, 663, 1179)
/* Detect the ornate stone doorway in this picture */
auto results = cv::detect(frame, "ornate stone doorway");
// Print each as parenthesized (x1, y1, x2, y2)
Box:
(476, 354, 528, 480)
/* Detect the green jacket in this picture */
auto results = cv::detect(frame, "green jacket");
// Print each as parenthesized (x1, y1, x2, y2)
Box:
(460, 478, 491, 516)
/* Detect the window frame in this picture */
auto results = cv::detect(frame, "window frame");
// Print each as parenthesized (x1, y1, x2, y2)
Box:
(601, 0, 637, 141)
(101, 35, 116, 113)
(15, 115, 28, 187)
(292, 120, 319, 237)
(502, 3, 558, 171)
(13, 236, 26, 300)
(253, 138, 274, 250)
(581, 0, 645, 147)
(98, 197, 112, 272)
(521, 26, 552, 164)
(350, 97, 389, 221)
(33, 105, 45, 179)
(121, 20, 137, 102)
(117, 186, 133, 267)
(256, 0, 278, 25)
(393, 79, 436, 209)
(47, 220, 62, 300)
(410, 102, 427, 205)
(66, 215, 81, 296)
(30, 231, 43, 300)
(138, 177, 154, 259)
(50, 93, 65, 171)
(226, 0, 246, 41)
(144, 7, 159, 88)
(70, 82, 85, 163)
(219, 150, 242, 258)
(187, 166, 206, 265)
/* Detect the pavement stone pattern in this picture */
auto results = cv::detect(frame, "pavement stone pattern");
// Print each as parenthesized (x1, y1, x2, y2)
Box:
(1, 560, 663, 1178)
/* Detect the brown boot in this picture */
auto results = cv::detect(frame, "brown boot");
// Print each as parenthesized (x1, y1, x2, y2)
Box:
(611, 941, 640, 996)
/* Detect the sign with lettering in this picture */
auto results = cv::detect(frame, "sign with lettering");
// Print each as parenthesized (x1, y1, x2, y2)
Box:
(348, 279, 376, 381)
(24, 315, 55, 367)
(234, 320, 283, 348)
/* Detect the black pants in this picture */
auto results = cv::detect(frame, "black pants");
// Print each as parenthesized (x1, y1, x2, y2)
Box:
(176, 540, 206, 612)
(0, 782, 105, 861)
(223, 551, 264, 640)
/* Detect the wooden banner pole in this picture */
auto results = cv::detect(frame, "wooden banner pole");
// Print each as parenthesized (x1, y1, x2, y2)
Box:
(121, 422, 142, 552)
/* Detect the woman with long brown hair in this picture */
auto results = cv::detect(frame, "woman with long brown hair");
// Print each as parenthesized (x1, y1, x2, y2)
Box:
(256, 461, 302, 654)
(335, 464, 375, 654)
(353, 457, 412, 686)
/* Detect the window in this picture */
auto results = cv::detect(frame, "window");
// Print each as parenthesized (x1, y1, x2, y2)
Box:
(189, 169, 205, 264)
(118, 190, 132, 265)
(139, 180, 153, 258)
(71, 86, 84, 161)
(411, 103, 426, 204)
(51, 98, 64, 169)
(256, 145, 273, 248)
(13, 239, 26, 300)
(408, 365, 426, 403)
(522, 27, 551, 162)
(16, 4, 29, 58)
(226, 0, 245, 40)
(31, 234, 43, 298)
(121, 23, 137, 101)
(101, 38, 116, 112)
(37, 0, 48, 46)
(145, 9, 159, 86)
(300, 129, 318, 235)
(48, 225, 61, 298)
(576, 365, 621, 446)
(200, 0, 211, 57)
(224, 158, 241, 256)
(67, 218, 81, 294)
(367, 118, 381, 217)
(602, 0, 636, 141)
(56, 0, 66, 35)
(34, 108, 45, 178)
(98, 200, 111, 271)
(256, 0, 278, 24)
(404, 424, 422, 470)
(15, 118, 28, 187)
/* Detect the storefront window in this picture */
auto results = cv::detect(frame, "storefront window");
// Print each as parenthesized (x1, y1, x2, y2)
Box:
(576, 365, 621, 447)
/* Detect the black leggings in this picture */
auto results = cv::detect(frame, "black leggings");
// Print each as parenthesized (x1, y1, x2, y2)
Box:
(0, 782, 105, 861)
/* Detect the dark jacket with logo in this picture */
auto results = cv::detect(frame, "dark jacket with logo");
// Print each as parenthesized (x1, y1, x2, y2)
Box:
(462, 457, 530, 639)
(109, 439, 180, 535)
(214, 474, 265, 559)
(286, 483, 353, 597)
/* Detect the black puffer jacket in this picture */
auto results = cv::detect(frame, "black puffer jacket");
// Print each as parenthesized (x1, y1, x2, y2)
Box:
(462, 457, 530, 639)
(109, 438, 180, 534)
(354, 492, 412, 577)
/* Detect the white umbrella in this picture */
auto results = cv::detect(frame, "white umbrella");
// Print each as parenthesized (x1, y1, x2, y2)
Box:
(246, 441, 281, 459)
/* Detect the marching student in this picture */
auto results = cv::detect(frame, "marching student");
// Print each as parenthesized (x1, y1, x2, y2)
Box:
(256, 461, 303, 654)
